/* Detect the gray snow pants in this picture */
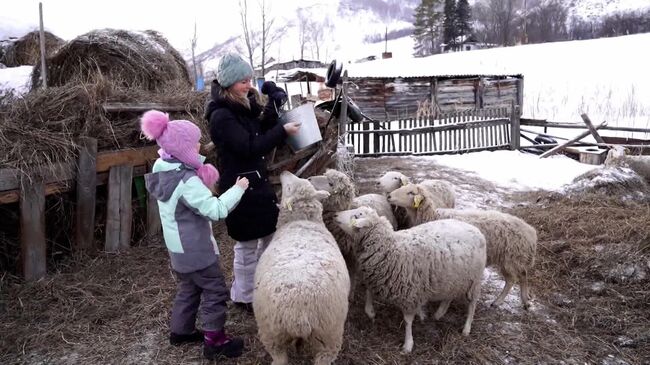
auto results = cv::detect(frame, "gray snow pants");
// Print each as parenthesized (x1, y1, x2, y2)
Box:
(170, 258, 228, 334)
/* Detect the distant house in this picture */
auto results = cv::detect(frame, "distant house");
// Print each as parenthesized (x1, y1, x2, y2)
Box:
(344, 56, 523, 121)
(259, 58, 326, 73)
(441, 35, 492, 53)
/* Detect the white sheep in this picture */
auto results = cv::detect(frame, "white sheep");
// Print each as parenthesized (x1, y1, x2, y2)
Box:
(605, 145, 650, 181)
(389, 183, 537, 309)
(378, 171, 455, 229)
(335, 206, 486, 353)
(253, 171, 350, 365)
(308, 169, 397, 302)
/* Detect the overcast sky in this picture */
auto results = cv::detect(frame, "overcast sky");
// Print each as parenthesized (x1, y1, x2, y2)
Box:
(0, 0, 332, 55)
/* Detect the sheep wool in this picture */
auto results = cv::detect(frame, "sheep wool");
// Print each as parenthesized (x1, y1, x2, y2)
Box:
(335, 206, 486, 353)
(605, 146, 650, 181)
(254, 171, 350, 365)
(389, 183, 538, 309)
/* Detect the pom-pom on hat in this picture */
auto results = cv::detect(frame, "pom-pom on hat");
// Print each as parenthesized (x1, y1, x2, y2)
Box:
(140, 110, 219, 187)
(216, 53, 253, 88)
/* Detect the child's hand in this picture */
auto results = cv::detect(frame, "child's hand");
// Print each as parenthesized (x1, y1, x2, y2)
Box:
(235, 177, 249, 190)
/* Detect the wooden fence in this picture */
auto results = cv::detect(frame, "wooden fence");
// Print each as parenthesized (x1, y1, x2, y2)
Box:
(346, 106, 520, 157)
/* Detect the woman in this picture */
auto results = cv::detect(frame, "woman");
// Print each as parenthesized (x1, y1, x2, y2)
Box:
(205, 53, 300, 312)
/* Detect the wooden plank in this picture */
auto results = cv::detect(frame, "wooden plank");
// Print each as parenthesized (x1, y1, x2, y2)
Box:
(520, 119, 650, 133)
(581, 113, 605, 144)
(267, 145, 319, 171)
(102, 102, 188, 113)
(105, 164, 133, 252)
(96, 146, 158, 173)
(20, 176, 46, 281)
(146, 162, 161, 237)
(75, 137, 98, 252)
(540, 121, 607, 158)
(510, 103, 520, 150)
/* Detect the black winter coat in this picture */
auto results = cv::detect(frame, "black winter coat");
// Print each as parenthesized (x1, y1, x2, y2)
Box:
(205, 80, 288, 242)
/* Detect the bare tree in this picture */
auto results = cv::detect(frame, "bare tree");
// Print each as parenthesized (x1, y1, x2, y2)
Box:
(259, 0, 284, 76)
(297, 7, 311, 59)
(308, 17, 332, 61)
(190, 21, 199, 88)
(473, 0, 518, 46)
(239, 0, 258, 71)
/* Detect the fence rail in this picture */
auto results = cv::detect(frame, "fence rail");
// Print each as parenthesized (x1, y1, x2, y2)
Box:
(346, 106, 518, 156)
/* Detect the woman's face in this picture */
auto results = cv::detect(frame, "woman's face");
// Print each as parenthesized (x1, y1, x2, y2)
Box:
(230, 78, 252, 98)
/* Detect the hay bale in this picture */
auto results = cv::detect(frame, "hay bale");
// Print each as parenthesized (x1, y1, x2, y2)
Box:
(0, 79, 208, 172)
(31, 29, 191, 91)
(2, 31, 64, 67)
(559, 166, 649, 199)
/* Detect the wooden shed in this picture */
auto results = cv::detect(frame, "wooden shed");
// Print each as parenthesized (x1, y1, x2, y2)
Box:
(345, 57, 523, 122)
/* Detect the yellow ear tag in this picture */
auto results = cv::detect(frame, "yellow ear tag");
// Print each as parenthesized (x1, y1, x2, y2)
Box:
(350, 218, 357, 227)
(413, 195, 423, 209)
(400, 176, 409, 186)
(283, 199, 293, 211)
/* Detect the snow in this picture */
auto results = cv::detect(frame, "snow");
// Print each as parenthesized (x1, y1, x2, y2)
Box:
(346, 33, 650, 140)
(422, 150, 598, 191)
(0, 65, 33, 95)
(570, 0, 650, 20)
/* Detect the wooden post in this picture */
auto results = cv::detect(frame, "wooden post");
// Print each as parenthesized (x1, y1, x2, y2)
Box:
(540, 121, 607, 158)
(580, 113, 605, 144)
(146, 162, 161, 237)
(105, 164, 133, 252)
(20, 176, 46, 281)
(38, 2, 48, 89)
(75, 137, 97, 252)
(510, 101, 521, 150)
(339, 70, 348, 138)
(516, 77, 524, 113)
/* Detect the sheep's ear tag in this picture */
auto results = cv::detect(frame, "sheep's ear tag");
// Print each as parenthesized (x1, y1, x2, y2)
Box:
(350, 218, 358, 227)
(400, 176, 409, 186)
(413, 195, 423, 209)
(283, 199, 293, 211)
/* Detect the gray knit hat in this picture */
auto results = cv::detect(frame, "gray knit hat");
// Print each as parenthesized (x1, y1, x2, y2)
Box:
(216, 53, 253, 88)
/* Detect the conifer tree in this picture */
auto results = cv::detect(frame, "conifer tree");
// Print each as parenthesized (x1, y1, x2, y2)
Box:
(412, 0, 443, 56)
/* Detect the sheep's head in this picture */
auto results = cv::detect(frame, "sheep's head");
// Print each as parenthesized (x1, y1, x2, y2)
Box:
(334, 206, 379, 235)
(307, 169, 355, 211)
(388, 183, 425, 209)
(280, 171, 330, 211)
(605, 145, 629, 165)
(377, 171, 410, 193)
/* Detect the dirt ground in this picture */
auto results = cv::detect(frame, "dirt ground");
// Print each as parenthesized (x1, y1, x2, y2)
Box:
(1, 156, 649, 364)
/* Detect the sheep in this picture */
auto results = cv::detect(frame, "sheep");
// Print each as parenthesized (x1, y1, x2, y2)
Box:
(377, 171, 455, 229)
(388, 183, 537, 309)
(605, 145, 650, 181)
(335, 206, 486, 353)
(253, 171, 350, 365)
(308, 168, 396, 305)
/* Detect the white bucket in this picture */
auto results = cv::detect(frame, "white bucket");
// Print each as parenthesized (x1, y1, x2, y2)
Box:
(279, 102, 323, 152)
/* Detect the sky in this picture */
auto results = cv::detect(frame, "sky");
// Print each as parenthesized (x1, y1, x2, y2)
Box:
(0, 0, 332, 56)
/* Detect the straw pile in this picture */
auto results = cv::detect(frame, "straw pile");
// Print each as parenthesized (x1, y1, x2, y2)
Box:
(31, 29, 191, 91)
(1, 31, 64, 67)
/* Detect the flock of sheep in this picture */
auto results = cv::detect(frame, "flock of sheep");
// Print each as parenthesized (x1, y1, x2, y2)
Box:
(251, 169, 538, 365)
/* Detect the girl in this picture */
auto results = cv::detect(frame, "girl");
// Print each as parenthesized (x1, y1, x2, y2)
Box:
(141, 110, 249, 360)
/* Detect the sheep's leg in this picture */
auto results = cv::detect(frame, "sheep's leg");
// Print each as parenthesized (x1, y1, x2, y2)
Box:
(268, 346, 289, 365)
(401, 311, 416, 353)
(417, 304, 427, 322)
(434, 300, 451, 320)
(462, 297, 478, 336)
(364, 289, 376, 320)
(491, 277, 515, 307)
(520, 271, 532, 310)
(312, 329, 342, 365)
(314, 352, 337, 365)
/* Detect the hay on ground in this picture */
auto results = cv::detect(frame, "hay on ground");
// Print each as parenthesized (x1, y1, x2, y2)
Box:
(1, 31, 64, 67)
(31, 29, 191, 91)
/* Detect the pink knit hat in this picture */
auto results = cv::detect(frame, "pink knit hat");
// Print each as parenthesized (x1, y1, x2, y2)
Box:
(140, 110, 219, 187)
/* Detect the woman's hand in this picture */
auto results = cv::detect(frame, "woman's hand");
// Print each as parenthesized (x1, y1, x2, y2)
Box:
(283, 122, 301, 136)
(235, 176, 250, 190)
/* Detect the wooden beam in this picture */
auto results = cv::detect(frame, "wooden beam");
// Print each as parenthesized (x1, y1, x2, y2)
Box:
(75, 137, 98, 252)
(20, 176, 47, 281)
(539, 121, 607, 158)
(510, 101, 520, 150)
(580, 113, 605, 144)
(102, 102, 189, 113)
(105, 164, 133, 252)
(520, 118, 650, 134)
(267, 145, 318, 171)
(96, 146, 158, 173)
